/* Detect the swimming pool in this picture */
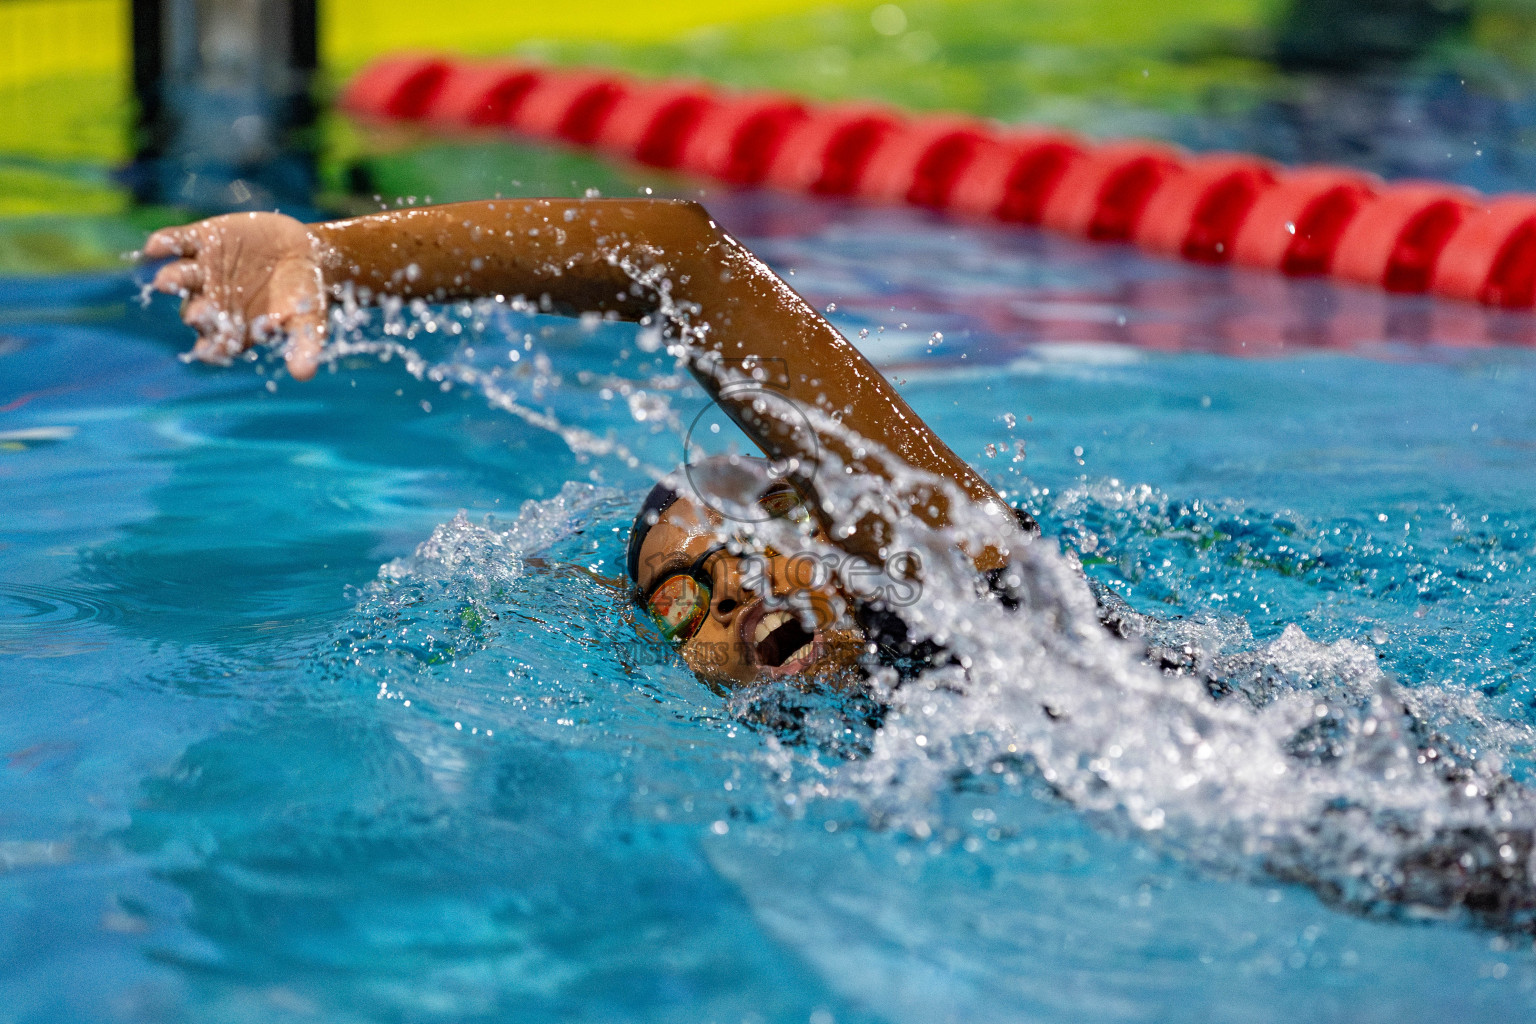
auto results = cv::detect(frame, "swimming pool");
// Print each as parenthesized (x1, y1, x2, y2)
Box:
(5, 187, 1536, 1022)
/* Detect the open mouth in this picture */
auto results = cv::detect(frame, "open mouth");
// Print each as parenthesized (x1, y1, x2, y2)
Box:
(741, 604, 821, 673)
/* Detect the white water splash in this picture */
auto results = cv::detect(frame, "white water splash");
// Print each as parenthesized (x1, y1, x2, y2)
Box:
(309, 249, 1536, 931)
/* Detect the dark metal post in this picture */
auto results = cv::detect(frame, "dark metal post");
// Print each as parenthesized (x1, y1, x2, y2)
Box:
(130, 0, 318, 211)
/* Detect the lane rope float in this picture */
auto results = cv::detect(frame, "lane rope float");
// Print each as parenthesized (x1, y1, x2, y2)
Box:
(341, 55, 1536, 311)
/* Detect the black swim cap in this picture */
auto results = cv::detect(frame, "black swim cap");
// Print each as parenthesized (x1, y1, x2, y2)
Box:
(625, 480, 682, 586)
(625, 455, 785, 588)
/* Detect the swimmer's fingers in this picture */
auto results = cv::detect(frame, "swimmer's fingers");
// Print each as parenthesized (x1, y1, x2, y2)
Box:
(180, 298, 247, 365)
(270, 257, 328, 382)
(188, 327, 246, 367)
(152, 259, 204, 296)
(279, 309, 327, 381)
(144, 225, 204, 260)
(179, 294, 216, 332)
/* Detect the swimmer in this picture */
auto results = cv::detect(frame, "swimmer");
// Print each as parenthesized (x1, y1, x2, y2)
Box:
(143, 198, 1035, 688)
(143, 199, 1536, 931)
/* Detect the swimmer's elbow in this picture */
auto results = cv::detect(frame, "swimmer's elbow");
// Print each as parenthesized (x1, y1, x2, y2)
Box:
(665, 198, 711, 220)
(658, 199, 728, 245)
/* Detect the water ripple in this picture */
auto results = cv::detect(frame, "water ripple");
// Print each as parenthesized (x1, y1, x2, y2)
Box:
(0, 581, 120, 656)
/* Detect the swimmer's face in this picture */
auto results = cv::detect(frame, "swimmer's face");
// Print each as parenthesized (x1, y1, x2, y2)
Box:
(632, 492, 865, 687)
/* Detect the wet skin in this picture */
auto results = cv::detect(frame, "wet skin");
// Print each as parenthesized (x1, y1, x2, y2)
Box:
(144, 199, 1034, 683)
(633, 493, 866, 687)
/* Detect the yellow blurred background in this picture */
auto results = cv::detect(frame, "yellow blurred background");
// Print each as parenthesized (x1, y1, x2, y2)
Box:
(0, 0, 1277, 256)
(4, 0, 1527, 255)
(0, 0, 843, 165)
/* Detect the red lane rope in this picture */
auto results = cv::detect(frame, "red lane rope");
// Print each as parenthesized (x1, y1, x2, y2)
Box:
(948, 130, 1085, 224)
(341, 56, 1536, 310)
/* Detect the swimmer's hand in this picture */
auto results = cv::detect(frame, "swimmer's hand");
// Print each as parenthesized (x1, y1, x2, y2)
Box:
(145, 212, 327, 381)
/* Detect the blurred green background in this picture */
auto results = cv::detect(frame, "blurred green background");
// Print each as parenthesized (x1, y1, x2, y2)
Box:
(3, 0, 1533, 274)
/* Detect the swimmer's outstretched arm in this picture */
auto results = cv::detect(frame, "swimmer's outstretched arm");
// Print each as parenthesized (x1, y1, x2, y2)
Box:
(146, 199, 1016, 567)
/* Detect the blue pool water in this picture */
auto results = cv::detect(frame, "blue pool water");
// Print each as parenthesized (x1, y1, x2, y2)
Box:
(6, 192, 1536, 1022)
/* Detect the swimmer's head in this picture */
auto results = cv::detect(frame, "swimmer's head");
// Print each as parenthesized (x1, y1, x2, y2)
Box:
(627, 456, 865, 687)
